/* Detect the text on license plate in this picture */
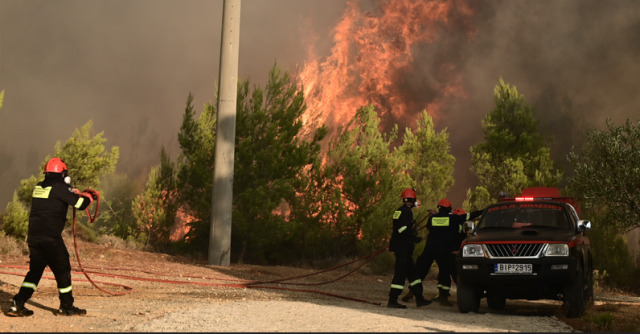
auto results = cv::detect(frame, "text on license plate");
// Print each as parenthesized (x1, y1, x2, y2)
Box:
(495, 263, 532, 274)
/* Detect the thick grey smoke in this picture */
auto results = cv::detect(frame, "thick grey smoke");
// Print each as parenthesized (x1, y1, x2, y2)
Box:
(1, 0, 639, 208)
(0, 0, 345, 205)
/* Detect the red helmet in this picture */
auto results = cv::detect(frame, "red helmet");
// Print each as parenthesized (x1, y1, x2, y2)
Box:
(453, 208, 466, 215)
(401, 188, 417, 200)
(437, 198, 452, 208)
(44, 157, 68, 173)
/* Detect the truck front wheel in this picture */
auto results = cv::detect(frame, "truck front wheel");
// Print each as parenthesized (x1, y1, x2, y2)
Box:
(457, 276, 481, 313)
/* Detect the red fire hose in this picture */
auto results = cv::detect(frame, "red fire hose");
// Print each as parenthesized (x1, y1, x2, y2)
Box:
(3, 191, 411, 306)
(72, 189, 133, 295)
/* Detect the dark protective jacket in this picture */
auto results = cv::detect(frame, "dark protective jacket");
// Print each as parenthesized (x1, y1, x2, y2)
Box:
(389, 204, 417, 252)
(425, 208, 483, 252)
(27, 176, 93, 245)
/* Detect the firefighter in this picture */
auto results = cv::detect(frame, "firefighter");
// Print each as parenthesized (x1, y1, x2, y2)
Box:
(448, 208, 469, 285)
(387, 188, 431, 309)
(7, 158, 98, 317)
(412, 199, 482, 306)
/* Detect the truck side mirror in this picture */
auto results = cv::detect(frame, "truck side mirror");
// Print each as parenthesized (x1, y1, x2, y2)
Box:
(577, 220, 591, 232)
(464, 221, 476, 234)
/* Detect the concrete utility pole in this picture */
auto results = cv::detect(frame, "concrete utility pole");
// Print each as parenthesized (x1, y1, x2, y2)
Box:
(209, 0, 241, 266)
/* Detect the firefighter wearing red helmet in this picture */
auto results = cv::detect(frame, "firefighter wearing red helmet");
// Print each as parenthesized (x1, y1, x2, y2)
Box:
(386, 188, 431, 309)
(8, 158, 98, 317)
(409, 198, 483, 306)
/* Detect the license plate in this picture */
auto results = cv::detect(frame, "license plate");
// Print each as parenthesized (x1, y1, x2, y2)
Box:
(495, 263, 532, 274)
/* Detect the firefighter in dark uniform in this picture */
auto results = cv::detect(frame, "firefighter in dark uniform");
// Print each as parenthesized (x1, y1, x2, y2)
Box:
(387, 188, 431, 309)
(413, 199, 482, 306)
(7, 158, 98, 317)
(450, 208, 469, 285)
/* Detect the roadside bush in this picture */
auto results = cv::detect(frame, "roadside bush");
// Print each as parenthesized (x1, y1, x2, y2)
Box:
(1, 193, 29, 240)
(590, 219, 640, 293)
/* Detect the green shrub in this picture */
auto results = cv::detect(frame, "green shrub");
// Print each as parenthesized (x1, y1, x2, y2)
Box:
(1, 192, 29, 240)
(585, 312, 615, 330)
(590, 220, 640, 292)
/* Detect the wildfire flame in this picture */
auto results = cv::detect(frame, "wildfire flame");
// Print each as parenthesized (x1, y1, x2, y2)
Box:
(299, 0, 474, 138)
(171, 0, 476, 240)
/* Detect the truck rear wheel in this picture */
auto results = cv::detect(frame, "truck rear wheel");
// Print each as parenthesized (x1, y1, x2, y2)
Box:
(562, 268, 586, 318)
(457, 276, 481, 313)
(585, 266, 594, 308)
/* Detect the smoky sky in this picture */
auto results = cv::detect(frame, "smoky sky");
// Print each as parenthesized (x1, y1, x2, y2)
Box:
(1, 0, 639, 208)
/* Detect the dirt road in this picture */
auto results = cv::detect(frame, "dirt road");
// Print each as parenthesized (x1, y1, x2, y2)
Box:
(0, 239, 638, 332)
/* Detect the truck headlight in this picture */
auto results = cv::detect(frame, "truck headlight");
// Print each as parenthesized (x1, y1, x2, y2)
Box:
(462, 244, 485, 257)
(545, 243, 569, 256)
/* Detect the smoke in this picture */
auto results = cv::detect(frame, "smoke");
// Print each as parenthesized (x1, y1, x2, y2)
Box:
(0, 0, 345, 205)
(450, 0, 640, 201)
(1, 0, 639, 208)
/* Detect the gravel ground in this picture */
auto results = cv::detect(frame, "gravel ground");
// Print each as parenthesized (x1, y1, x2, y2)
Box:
(131, 299, 574, 332)
(1, 239, 638, 332)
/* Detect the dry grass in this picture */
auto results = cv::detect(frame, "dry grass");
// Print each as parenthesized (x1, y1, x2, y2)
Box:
(0, 233, 28, 257)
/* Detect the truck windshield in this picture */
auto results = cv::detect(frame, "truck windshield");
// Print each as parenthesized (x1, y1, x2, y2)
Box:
(478, 203, 571, 230)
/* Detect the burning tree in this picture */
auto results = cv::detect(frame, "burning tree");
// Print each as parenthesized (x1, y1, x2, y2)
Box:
(323, 105, 403, 254)
(299, 0, 475, 139)
(131, 148, 178, 251)
(169, 65, 326, 263)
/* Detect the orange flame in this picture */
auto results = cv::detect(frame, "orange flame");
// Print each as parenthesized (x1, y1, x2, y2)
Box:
(299, 0, 474, 137)
(170, 207, 194, 242)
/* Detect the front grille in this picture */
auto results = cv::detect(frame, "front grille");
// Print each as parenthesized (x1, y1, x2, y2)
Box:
(486, 243, 544, 258)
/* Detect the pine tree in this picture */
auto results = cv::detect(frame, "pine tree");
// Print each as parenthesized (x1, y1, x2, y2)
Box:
(466, 79, 562, 209)
(174, 65, 325, 263)
(396, 110, 455, 208)
(132, 148, 179, 250)
(2, 120, 118, 238)
(324, 105, 401, 253)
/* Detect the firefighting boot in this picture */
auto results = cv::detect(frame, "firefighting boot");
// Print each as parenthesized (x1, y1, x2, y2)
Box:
(55, 305, 87, 316)
(415, 294, 432, 308)
(387, 297, 407, 309)
(400, 290, 414, 302)
(6, 300, 34, 317)
(434, 288, 453, 306)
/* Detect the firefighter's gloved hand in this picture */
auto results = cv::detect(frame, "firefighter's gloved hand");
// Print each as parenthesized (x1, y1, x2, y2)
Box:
(83, 189, 99, 200)
(78, 192, 95, 205)
(72, 188, 80, 194)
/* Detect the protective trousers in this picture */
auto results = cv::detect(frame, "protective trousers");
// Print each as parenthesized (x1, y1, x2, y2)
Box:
(14, 240, 75, 308)
(389, 248, 423, 299)
(416, 245, 453, 292)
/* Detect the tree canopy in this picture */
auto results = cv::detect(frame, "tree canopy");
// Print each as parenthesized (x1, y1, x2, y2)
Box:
(568, 118, 640, 232)
(169, 65, 326, 262)
(2, 120, 119, 239)
(466, 79, 562, 210)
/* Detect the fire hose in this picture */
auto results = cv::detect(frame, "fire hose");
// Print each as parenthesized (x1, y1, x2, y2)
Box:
(71, 191, 389, 305)
(2, 196, 435, 306)
(71, 189, 136, 296)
